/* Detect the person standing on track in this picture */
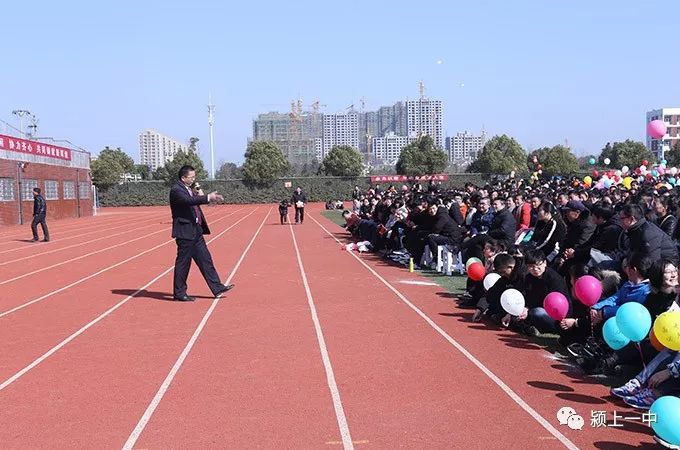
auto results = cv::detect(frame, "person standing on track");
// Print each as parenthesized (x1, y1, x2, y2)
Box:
(170, 165, 233, 302)
(31, 187, 49, 242)
(291, 186, 307, 224)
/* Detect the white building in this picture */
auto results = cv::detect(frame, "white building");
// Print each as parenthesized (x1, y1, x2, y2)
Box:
(406, 98, 443, 149)
(138, 129, 189, 170)
(322, 112, 359, 158)
(372, 133, 415, 164)
(446, 131, 486, 162)
(646, 108, 680, 159)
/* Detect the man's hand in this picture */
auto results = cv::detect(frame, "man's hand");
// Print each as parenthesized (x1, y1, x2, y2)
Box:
(590, 308, 603, 325)
(648, 369, 671, 388)
(518, 308, 528, 320)
(564, 248, 575, 260)
(207, 192, 223, 202)
(560, 318, 577, 330)
(501, 314, 512, 327)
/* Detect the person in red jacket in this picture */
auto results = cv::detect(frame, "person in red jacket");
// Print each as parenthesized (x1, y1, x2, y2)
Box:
(513, 193, 532, 230)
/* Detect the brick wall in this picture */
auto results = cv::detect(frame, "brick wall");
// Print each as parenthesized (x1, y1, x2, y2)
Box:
(0, 158, 93, 226)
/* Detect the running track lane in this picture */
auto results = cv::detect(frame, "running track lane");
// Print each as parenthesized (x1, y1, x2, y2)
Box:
(285, 211, 569, 449)
(0, 208, 239, 310)
(0, 208, 254, 384)
(127, 210, 347, 448)
(0, 209, 162, 249)
(0, 207, 266, 447)
(311, 208, 653, 449)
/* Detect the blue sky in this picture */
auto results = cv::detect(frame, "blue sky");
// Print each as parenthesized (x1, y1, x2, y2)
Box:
(1, 0, 678, 166)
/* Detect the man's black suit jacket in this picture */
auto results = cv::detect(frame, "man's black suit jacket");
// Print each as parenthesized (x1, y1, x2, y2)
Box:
(169, 182, 210, 240)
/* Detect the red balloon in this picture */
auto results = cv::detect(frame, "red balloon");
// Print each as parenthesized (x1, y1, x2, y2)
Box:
(467, 262, 486, 281)
(592, 170, 599, 178)
(574, 275, 602, 306)
(642, 160, 649, 166)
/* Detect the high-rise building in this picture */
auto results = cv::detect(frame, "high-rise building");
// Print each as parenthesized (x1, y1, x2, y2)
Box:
(646, 108, 680, 159)
(252, 111, 322, 163)
(322, 112, 359, 157)
(377, 102, 408, 137)
(446, 131, 486, 162)
(407, 98, 443, 149)
(372, 133, 415, 163)
(358, 111, 379, 156)
(138, 129, 189, 170)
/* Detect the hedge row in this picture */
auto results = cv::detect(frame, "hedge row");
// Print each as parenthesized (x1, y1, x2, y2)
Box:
(98, 175, 486, 207)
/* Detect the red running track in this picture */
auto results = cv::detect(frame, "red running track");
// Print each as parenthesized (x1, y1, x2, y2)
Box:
(0, 204, 657, 449)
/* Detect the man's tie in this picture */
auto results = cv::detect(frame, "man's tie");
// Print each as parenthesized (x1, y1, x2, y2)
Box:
(188, 187, 202, 226)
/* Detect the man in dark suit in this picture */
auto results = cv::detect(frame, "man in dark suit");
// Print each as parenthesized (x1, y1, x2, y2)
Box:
(170, 165, 233, 302)
(291, 186, 307, 224)
(31, 187, 50, 242)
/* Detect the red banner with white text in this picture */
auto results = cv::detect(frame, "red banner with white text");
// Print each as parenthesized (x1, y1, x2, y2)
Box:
(0, 134, 72, 161)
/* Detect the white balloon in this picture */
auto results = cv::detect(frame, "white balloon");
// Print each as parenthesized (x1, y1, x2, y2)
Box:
(604, 158, 611, 165)
(621, 165, 629, 173)
(500, 289, 525, 316)
(483, 273, 501, 291)
(615, 170, 622, 177)
(640, 165, 647, 172)
(671, 167, 678, 176)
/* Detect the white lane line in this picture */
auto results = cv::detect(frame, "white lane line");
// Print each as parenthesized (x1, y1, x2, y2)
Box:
(288, 219, 354, 450)
(0, 208, 258, 394)
(0, 228, 168, 285)
(310, 214, 579, 450)
(121, 207, 272, 450)
(0, 216, 165, 265)
(0, 208, 244, 319)
(0, 212, 162, 253)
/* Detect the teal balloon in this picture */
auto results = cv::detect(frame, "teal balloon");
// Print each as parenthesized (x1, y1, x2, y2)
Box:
(616, 302, 652, 342)
(661, 159, 668, 165)
(589, 157, 596, 165)
(652, 169, 659, 177)
(650, 396, 680, 446)
(603, 317, 630, 350)
(603, 179, 612, 188)
(670, 177, 676, 185)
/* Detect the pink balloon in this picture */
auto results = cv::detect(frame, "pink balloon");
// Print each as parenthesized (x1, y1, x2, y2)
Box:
(574, 275, 603, 307)
(658, 167, 665, 175)
(648, 120, 666, 139)
(543, 292, 569, 320)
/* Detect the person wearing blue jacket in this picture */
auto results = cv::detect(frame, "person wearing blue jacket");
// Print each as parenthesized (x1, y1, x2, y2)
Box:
(590, 253, 652, 323)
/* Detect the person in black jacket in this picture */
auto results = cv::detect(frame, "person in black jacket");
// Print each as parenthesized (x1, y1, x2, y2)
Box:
(291, 186, 307, 224)
(619, 204, 679, 264)
(31, 187, 49, 242)
(517, 249, 570, 335)
(562, 200, 596, 252)
(527, 201, 567, 263)
(170, 165, 233, 302)
(488, 197, 517, 250)
(426, 200, 462, 264)
(654, 197, 678, 237)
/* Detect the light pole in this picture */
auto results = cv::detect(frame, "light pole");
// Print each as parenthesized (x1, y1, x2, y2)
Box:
(207, 94, 215, 179)
(12, 109, 31, 136)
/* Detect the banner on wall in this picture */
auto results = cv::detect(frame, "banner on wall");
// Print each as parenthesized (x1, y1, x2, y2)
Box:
(370, 174, 448, 183)
(0, 134, 72, 161)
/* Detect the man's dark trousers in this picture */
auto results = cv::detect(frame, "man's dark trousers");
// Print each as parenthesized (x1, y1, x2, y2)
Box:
(295, 207, 304, 223)
(173, 223, 223, 298)
(31, 214, 49, 240)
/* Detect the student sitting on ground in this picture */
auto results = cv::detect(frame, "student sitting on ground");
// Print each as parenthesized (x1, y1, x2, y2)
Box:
(473, 253, 517, 323)
(460, 239, 505, 308)
(515, 249, 571, 336)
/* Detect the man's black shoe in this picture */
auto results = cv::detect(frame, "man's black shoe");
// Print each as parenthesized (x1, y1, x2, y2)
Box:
(32, 238, 39, 242)
(215, 284, 235, 298)
(174, 295, 195, 302)
(43, 239, 50, 242)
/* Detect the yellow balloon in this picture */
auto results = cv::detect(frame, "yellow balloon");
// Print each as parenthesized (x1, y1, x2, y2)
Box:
(653, 311, 680, 351)
(583, 176, 592, 185)
(623, 176, 633, 189)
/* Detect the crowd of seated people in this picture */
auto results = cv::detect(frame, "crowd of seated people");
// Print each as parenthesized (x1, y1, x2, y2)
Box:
(340, 174, 680, 442)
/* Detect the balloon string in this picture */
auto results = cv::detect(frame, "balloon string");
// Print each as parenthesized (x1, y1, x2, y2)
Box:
(636, 342, 647, 370)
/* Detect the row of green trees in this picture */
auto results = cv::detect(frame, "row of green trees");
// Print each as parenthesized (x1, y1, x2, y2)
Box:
(92, 134, 680, 190)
